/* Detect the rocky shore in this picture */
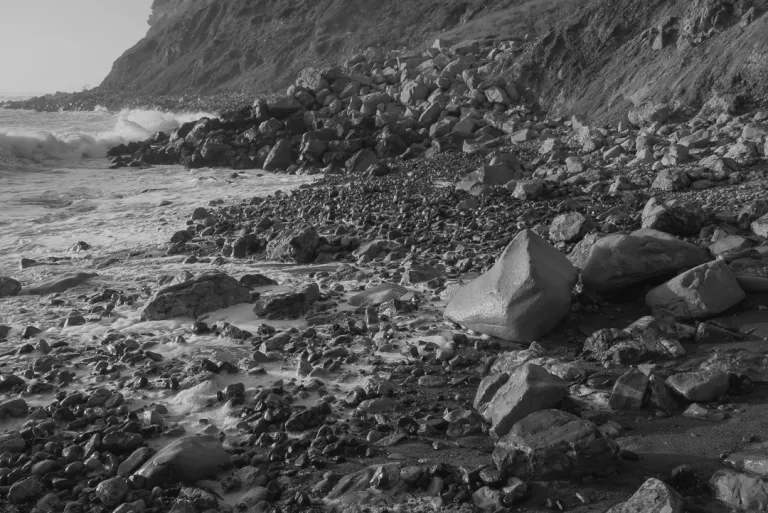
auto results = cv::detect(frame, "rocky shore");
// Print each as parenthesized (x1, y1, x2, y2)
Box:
(3, 36, 768, 513)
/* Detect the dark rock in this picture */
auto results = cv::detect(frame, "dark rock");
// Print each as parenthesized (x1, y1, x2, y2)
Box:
(492, 409, 622, 480)
(133, 435, 231, 487)
(0, 277, 22, 298)
(140, 273, 251, 321)
(253, 284, 320, 318)
(265, 223, 320, 263)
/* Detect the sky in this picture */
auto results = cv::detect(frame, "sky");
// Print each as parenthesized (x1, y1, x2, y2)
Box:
(0, 0, 154, 94)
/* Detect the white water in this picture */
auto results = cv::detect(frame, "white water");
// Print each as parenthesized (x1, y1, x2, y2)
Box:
(0, 108, 318, 276)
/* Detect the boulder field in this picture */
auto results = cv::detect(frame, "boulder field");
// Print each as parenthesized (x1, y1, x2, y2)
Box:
(2, 30, 768, 513)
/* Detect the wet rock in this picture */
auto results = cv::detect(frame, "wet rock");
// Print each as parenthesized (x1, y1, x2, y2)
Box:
(0, 276, 21, 298)
(133, 435, 231, 487)
(606, 478, 683, 513)
(646, 260, 745, 319)
(141, 272, 251, 321)
(711, 468, 768, 511)
(641, 198, 711, 237)
(609, 369, 649, 410)
(482, 363, 568, 438)
(569, 229, 707, 294)
(8, 476, 43, 504)
(253, 283, 319, 317)
(665, 369, 729, 402)
(265, 223, 320, 263)
(492, 409, 622, 480)
(445, 230, 578, 342)
(0, 398, 29, 418)
(95, 477, 129, 506)
(20, 271, 98, 295)
(0, 431, 26, 453)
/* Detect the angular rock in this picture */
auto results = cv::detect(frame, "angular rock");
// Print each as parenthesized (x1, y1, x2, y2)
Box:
(457, 164, 520, 191)
(265, 223, 320, 263)
(263, 139, 294, 171)
(482, 363, 568, 438)
(609, 369, 649, 410)
(652, 168, 691, 191)
(711, 469, 768, 511)
(474, 373, 509, 411)
(445, 230, 578, 342)
(492, 409, 622, 480)
(133, 435, 231, 487)
(346, 149, 378, 173)
(641, 197, 711, 236)
(253, 284, 319, 318)
(549, 212, 589, 243)
(725, 442, 768, 477)
(665, 369, 729, 402)
(646, 260, 745, 319)
(606, 478, 684, 513)
(140, 273, 251, 321)
(569, 229, 708, 293)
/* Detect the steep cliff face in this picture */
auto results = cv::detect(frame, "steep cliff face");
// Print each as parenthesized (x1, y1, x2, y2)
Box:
(517, 0, 768, 121)
(100, 0, 583, 96)
(101, 0, 768, 121)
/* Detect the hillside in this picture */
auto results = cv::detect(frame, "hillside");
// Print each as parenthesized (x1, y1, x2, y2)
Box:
(100, 0, 587, 96)
(99, 0, 768, 121)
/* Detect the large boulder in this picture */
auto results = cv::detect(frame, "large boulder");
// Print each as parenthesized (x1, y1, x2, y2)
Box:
(606, 478, 684, 513)
(346, 149, 378, 173)
(140, 273, 251, 321)
(646, 260, 745, 319)
(445, 230, 578, 342)
(263, 139, 294, 171)
(265, 223, 320, 263)
(569, 229, 708, 293)
(481, 363, 568, 439)
(492, 409, 622, 480)
(133, 436, 231, 487)
(0, 277, 21, 298)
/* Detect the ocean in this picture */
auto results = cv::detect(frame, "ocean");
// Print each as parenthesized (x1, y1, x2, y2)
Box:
(0, 108, 316, 277)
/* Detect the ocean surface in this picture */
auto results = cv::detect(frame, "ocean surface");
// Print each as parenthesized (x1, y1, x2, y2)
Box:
(0, 108, 316, 277)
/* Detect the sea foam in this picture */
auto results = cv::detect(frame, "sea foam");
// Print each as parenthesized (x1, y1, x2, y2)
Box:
(0, 108, 213, 170)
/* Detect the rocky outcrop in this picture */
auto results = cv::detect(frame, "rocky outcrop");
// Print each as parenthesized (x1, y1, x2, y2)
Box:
(140, 273, 251, 320)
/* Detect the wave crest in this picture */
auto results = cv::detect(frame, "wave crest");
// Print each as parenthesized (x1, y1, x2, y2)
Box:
(0, 109, 213, 169)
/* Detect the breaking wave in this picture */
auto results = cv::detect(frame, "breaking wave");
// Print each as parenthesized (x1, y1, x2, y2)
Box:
(0, 109, 212, 170)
